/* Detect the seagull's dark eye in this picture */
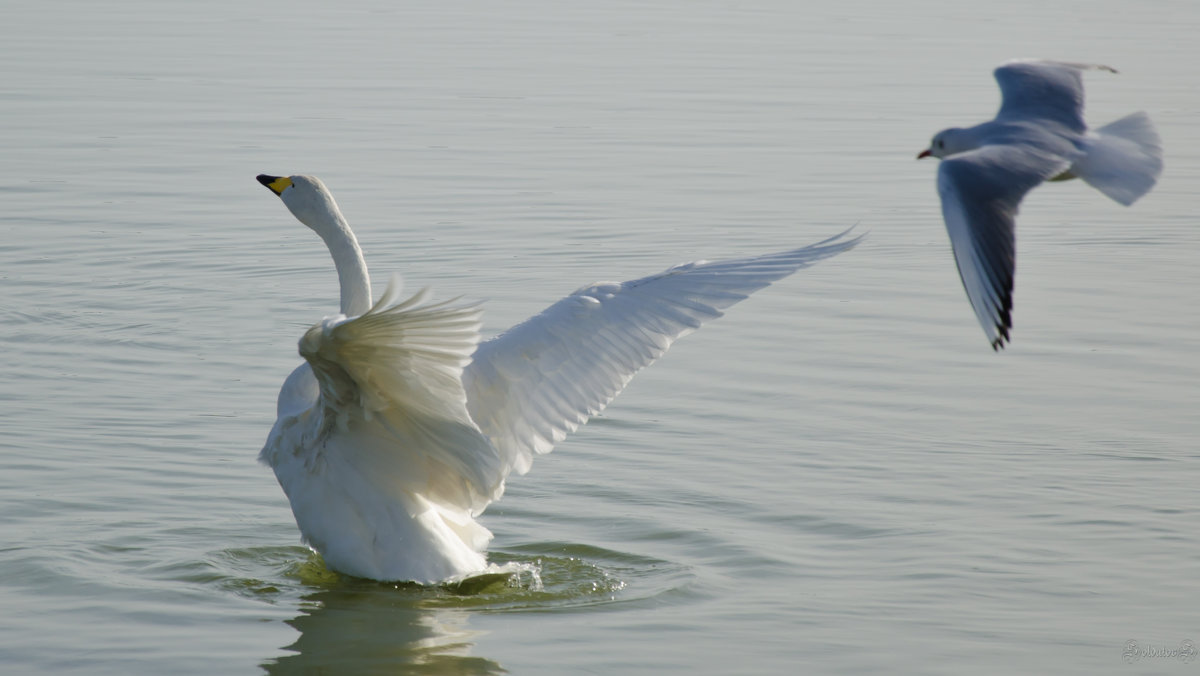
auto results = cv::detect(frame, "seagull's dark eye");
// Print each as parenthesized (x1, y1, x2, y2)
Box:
(937, 140, 945, 149)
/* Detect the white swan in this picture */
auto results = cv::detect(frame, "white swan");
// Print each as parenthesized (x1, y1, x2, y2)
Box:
(918, 59, 1162, 349)
(256, 173, 860, 583)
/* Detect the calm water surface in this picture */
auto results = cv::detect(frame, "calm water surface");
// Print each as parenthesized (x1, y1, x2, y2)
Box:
(2, 1, 1198, 674)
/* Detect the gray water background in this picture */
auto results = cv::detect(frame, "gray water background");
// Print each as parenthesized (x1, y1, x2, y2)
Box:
(2, 1, 1198, 674)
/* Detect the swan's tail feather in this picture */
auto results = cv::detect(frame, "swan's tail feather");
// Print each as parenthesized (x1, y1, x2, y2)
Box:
(1077, 111, 1163, 206)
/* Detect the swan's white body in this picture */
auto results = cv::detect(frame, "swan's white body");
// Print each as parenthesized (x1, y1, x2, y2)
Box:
(919, 59, 1162, 349)
(256, 174, 859, 583)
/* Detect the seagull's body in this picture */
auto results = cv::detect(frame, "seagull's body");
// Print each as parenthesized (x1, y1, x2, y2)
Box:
(255, 174, 859, 583)
(919, 59, 1162, 349)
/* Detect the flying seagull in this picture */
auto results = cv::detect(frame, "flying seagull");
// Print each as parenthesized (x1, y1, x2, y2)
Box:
(919, 59, 1162, 349)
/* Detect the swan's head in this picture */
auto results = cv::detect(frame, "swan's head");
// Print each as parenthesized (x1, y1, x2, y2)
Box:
(917, 128, 974, 160)
(257, 174, 344, 235)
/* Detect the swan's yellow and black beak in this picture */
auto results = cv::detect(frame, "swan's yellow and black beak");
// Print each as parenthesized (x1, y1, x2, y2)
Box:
(257, 174, 292, 196)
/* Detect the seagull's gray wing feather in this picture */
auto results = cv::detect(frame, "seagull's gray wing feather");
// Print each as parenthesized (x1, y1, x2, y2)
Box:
(937, 145, 1071, 349)
(993, 60, 1114, 132)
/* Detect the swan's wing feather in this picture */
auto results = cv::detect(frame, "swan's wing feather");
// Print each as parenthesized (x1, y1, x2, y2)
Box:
(287, 278, 506, 513)
(307, 282, 480, 416)
(993, 59, 1112, 132)
(462, 230, 861, 477)
(937, 146, 1070, 349)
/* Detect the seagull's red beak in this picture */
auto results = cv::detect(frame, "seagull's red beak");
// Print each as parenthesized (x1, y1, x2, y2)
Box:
(917, 149, 932, 159)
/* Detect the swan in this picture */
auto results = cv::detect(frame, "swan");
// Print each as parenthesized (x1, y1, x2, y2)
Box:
(255, 173, 860, 583)
(918, 59, 1162, 349)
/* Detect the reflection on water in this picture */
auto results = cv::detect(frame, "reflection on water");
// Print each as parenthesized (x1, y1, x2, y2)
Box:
(257, 552, 507, 674)
(258, 544, 681, 674)
(264, 585, 505, 676)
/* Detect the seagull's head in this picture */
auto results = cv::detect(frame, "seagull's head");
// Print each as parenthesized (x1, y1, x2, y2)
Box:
(917, 128, 973, 160)
(257, 174, 344, 235)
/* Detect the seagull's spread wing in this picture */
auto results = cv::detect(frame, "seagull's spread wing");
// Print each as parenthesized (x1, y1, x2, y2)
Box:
(994, 60, 1113, 132)
(937, 146, 1071, 349)
(462, 230, 861, 477)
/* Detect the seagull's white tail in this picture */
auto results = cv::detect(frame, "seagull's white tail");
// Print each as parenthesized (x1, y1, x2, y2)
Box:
(1075, 111, 1163, 206)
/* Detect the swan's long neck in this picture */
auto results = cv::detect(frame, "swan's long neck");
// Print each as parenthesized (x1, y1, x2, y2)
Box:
(282, 177, 374, 316)
(320, 215, 372, 316)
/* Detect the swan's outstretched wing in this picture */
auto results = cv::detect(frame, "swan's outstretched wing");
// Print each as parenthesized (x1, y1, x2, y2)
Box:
(937, 146, 1070, 349)
(994, 59, 1113, 132)
(462, 230, 861, 478)
(264, 279, 505, 517)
